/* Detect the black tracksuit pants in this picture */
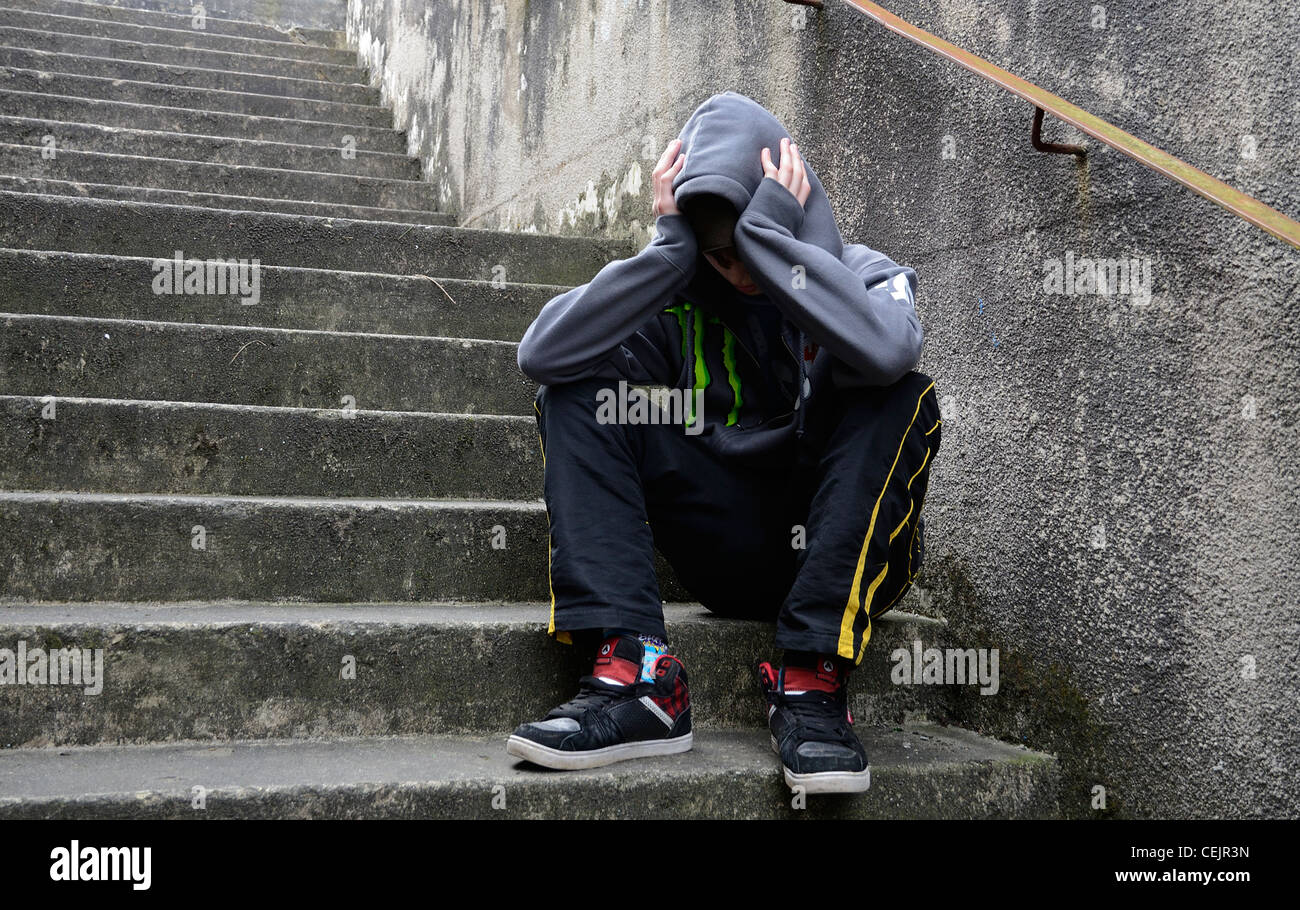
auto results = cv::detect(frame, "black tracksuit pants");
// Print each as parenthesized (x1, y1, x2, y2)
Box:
(533, 371, 940, 663)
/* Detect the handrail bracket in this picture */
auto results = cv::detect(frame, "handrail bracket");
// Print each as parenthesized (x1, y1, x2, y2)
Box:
(1031, 107, 1087, 158)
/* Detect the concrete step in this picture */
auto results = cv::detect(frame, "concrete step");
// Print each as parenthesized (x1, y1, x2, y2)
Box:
(0, 492, 554, 602)
(57, 0, 348, 34)
(0, 603, 954, 745)
(0, 7, 354, 63)
(0, 67, 391, 126)
(2, 0, 345, 46)
(0, 177, 451, 224)
(0, 143, 438, 211)
(0, 395, 543, 499)
(0, 89, 407, 151)
(0, 116, 419, 179)
(0, 250, 552, 338)
(0, 726, 1059, 819)
(0, 192, 623, 284)
(0, 312, 531, 413)
(0, 45, 377, 104)
(0, 26, 366, 82)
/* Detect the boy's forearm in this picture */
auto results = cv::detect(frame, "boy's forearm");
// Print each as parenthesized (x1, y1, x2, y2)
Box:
(516, 214, 698, 384)
(734, 178, 924, 386)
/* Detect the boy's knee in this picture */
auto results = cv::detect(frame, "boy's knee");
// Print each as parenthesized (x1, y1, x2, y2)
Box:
(842, 370, 935, 405)
(833, 371, 939, 430)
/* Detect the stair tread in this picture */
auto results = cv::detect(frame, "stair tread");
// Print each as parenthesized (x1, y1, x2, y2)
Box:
(0, 191, 622, 285)
(0, 600, 937, 626)
(0, 490, 544, 508)
(0, 0, 346, 47)
(0, 310, 519, 344)
(0, 189, 612, 248)
(0, 392, 536, 420)
(0, 66, 391, 122)
(0, 45, 371, 91)
(0, 177, 450, 224)
(0, 141, 433, 186)
(0, 310, 532, 415)
(0, 393, 543, 499)
(0, 8, 355, 62)
(0, 88, 408, 150)
(0, 248, 568, 290)
(0, 26, 367, 81)
(0, 599, 948, 744)
(0, 114, 414, 160)
(0, 725, 1053, 803)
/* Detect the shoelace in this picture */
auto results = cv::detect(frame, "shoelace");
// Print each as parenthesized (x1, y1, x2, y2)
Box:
(777, 690, 856, 745)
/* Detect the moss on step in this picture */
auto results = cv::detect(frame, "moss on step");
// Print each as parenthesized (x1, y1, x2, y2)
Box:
(924, 555, 1121, 819)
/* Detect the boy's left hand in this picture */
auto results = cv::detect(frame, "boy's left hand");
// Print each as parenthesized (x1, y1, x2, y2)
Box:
(760, 137, 811, 209)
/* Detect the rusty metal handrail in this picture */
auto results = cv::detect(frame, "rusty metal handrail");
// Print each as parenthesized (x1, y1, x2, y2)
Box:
(785, 0, 1300, 250)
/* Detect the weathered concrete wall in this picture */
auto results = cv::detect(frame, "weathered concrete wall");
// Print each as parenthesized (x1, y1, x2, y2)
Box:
(348, 0, 1299, 818)
(347, 0, 826, 238)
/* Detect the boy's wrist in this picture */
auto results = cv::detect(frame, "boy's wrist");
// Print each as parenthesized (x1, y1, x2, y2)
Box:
(653, 212, 693, 236)
(651, 212, 699, 274)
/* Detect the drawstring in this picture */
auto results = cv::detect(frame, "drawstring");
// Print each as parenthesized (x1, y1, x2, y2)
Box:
(685, 305, 697, 429)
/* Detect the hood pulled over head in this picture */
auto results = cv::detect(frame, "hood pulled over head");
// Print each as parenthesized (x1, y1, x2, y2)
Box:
(671, 91, 843, 261)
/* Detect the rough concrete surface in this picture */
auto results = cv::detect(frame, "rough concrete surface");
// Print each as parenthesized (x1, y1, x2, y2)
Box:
(0, 725, 1059, 819)
(0, 174, 454, 223)
(0, 6, 354, 61)
(0, 603, 952, 744)
(0, 395, 543, 498)
(3, 0, 348, 37)
(0, 249, 554, 338)
(0, 88, 407, 150)
(0, 191, 624, 283)
(81, 0, 349, 32)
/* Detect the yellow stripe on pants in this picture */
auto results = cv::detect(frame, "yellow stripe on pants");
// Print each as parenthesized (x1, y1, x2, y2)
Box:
(837, 380, 935, 660)
(533, 399, 571, 645)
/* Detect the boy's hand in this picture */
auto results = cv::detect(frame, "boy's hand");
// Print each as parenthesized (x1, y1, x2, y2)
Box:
(761, 137, 811, 209)
(652, 139, 686, 217)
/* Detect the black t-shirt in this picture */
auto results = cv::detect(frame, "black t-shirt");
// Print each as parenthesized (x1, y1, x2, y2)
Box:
(740, 293, 798, 415)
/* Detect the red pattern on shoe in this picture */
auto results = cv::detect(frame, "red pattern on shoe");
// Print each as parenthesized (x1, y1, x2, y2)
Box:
(592, 636, 641, 686)
(650, 655, 691, 720)
(781, 656, 843, 694)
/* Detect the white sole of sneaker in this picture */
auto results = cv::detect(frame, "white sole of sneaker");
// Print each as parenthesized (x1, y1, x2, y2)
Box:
(505, 732, 694, 770)
(784, 766, 872, 794)
(771, 735, 872, 794)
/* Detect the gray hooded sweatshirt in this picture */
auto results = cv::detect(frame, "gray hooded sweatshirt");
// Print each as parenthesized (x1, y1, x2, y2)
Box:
(517, 91, 923, 465)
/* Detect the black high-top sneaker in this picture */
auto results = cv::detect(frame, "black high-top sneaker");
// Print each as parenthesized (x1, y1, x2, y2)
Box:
(506, 635, 692, 770)
(757, 654, 870, 794)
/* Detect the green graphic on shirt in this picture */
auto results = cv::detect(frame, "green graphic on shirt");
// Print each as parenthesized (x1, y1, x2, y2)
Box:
(663, 301, 744, 428)
(718, 321, 744, 426)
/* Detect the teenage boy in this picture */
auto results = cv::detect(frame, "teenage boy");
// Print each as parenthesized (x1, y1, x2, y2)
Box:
(509, 92, 939, 793)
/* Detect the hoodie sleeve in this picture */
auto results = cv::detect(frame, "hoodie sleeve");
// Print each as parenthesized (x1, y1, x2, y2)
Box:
(733, 177, 924, 387)
(516, 213, 699, 385)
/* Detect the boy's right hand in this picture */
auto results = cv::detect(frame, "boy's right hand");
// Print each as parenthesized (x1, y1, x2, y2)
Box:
(652, 139, 686, 217)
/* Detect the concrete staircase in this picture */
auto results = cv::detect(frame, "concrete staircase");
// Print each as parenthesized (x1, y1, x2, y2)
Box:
(0, 0, 1059, 818)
